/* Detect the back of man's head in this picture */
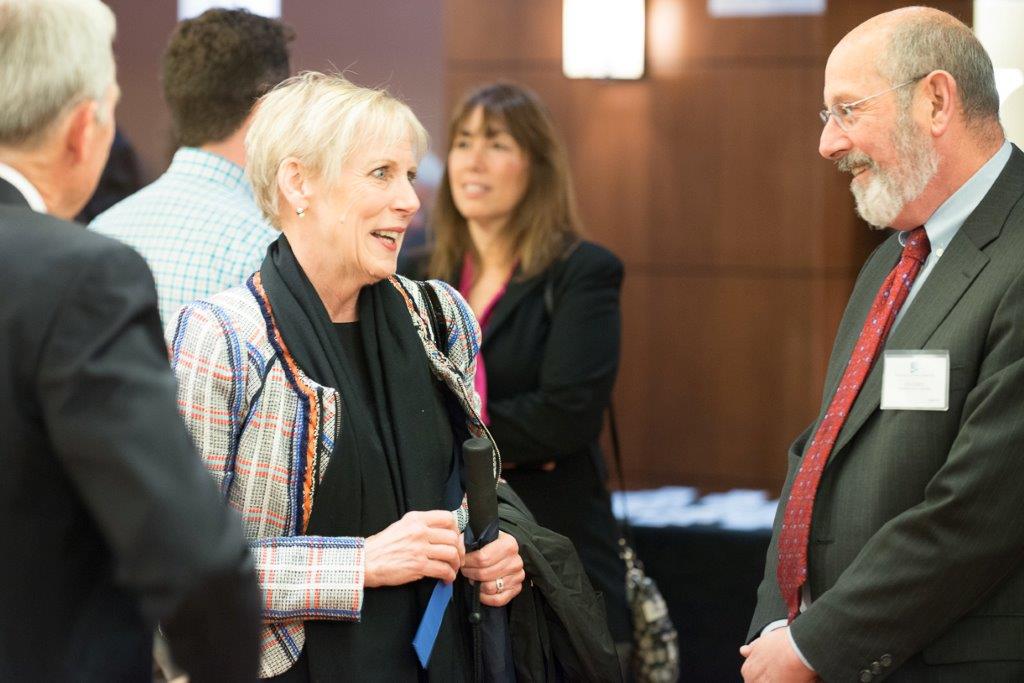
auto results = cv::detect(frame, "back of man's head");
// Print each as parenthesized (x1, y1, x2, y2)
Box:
(877, 8, 1000, 136)
(163, 9, 293, 148)
(0, 0, 116, 149)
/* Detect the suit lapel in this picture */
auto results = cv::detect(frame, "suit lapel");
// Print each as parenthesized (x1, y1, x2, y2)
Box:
(818, 237, 901, 408)
(829, 239, 988, 460)
(827, 145, 1024, 463)
(480, 273, 544, 346)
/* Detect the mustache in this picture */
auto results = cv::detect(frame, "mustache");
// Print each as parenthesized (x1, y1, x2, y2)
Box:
(836, 151, 875, 174)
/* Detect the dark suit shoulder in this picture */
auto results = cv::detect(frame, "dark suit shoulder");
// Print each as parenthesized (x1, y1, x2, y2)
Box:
(560, 240, 623, 283)
(0, 207, 157, 372)
(2, 203, 145, 263)
(0, 205, 152, 292)
(864, 230, 902, 265)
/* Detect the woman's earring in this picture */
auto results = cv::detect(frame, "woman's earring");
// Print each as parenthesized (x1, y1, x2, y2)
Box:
(296, 206, 306, 218)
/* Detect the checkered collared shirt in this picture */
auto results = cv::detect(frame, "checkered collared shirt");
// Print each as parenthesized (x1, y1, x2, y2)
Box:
(91, 147, 277, 325)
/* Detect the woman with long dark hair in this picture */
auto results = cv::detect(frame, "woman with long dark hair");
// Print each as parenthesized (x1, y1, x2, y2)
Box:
(428, 82, 631, 662)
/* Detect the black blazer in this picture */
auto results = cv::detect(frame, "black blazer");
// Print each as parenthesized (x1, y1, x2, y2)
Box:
(483, 241, 622, 469)
(0, 179, 260, 681)
(459, 240, 631, 641)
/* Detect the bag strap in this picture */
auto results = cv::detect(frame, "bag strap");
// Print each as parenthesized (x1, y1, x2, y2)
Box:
(606, 402, 634, 545)
(417, 279, 462, 425)
(420, 280, 449, 348)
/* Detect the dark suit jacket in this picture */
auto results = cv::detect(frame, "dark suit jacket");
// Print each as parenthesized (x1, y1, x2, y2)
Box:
(464, 240, 631, 642)
(749, 145, 1024, 682)
(0, 178, 261, 681)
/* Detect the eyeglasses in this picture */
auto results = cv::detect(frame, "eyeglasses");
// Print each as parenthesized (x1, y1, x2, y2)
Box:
(819, 75, 927, 131)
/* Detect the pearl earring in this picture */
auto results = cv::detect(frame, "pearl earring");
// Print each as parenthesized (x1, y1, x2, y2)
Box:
(296, 207, 306, 218)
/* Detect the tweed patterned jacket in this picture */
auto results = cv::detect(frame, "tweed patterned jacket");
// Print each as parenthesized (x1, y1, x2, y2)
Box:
(166, 272, 493, 678)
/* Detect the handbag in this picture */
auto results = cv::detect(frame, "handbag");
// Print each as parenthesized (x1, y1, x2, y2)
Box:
(608, 406, 681, 682)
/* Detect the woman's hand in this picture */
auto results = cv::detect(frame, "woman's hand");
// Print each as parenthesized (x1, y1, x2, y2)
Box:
(461, 531, 526, 607)
(364, 510, 465, 587)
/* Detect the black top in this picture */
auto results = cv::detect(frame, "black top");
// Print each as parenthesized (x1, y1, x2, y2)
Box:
(481, 242, 622, 466)
(261, 237, 471, 681)
(334, 321, 376, 417)
(483, 242, 631, 642)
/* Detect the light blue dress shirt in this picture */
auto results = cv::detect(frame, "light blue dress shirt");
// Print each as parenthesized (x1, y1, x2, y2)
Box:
(894, 140, 1013, 328)
(91, 147, 278, 325)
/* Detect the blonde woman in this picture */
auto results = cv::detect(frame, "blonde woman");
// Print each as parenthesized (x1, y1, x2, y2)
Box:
(167, 72, 524, 680)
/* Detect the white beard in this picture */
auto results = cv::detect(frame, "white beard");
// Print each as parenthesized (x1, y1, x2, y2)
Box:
(841, 109, 939, 229)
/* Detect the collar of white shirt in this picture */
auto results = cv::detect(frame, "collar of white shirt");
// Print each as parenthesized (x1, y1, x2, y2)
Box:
(0, 161, 48, 213)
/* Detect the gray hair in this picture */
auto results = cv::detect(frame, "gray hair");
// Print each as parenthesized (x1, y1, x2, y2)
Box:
(878, 10, 999, 124)
(245, 71, 428, 227)
(0, 0, 116, 147)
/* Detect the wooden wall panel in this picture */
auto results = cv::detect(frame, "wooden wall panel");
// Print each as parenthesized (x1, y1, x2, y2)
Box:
(662, 66, 826, 269)
(617, 272, 828, 490)
(446, 0, 561, 63)
(447, 0, 971, 494)
(652, 0, 825, 62)
(104, 0, 447, 181)
(103, 0, 178, 179)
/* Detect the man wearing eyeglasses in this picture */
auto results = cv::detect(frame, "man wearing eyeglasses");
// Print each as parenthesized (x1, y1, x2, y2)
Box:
(742, 6, 1024, 683)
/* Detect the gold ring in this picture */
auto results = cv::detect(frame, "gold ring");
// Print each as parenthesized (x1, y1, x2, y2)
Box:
(495, 576, 505, 593)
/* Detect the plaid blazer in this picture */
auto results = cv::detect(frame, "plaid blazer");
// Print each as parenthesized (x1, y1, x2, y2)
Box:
(167, 272, 493, 678)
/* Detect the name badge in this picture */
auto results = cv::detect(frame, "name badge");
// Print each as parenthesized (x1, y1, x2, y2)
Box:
(880, 350, 949, 411)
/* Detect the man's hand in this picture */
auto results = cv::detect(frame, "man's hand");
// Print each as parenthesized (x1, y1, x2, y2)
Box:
(739, 626, 817, 682)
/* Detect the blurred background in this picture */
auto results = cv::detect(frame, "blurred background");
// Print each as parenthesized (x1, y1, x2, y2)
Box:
(105, 0, 1024, 498)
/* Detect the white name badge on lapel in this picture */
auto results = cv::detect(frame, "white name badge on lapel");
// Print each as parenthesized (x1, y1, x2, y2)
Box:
(880, 350, 950, 411)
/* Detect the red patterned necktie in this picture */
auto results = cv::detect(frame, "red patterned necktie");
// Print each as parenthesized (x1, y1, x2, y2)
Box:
(777, 227, 930, 621)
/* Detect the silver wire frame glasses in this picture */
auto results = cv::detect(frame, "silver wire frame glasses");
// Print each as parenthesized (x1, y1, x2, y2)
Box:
(819, 74, 928, 131)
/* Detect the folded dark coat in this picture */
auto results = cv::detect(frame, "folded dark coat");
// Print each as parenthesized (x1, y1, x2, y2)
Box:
(498, 482, 622, 682)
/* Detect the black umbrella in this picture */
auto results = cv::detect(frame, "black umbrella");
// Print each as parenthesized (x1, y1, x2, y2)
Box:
(464, 437, 515, 682)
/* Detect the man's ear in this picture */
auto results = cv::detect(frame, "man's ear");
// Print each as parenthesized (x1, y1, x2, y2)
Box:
(62, 99, 99, 164)
(921, 70, 957, 137)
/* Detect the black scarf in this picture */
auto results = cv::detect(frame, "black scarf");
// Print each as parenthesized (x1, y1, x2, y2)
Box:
(260, 236, 471, 681)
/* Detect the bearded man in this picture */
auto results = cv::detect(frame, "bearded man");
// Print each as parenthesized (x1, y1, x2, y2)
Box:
(741, 7, 1024, 682)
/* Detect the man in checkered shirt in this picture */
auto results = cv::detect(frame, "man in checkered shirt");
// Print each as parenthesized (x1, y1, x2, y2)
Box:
(92, 9, 292, 324)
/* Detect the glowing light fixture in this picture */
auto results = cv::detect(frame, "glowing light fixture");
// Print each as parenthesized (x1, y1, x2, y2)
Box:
(178, 0, 280, 20)
(563, 0, 646, 80)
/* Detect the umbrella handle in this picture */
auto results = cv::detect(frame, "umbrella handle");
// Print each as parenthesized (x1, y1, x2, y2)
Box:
(463, 516, 498, 628)
(469, 581, 483, 625)
(463, 437, 498, 628)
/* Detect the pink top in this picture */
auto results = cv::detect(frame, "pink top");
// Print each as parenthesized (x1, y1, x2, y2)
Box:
(458, 257, 511, 425)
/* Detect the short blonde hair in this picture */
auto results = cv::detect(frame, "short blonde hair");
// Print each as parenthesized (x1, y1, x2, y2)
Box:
(245, 71, 428, 227)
